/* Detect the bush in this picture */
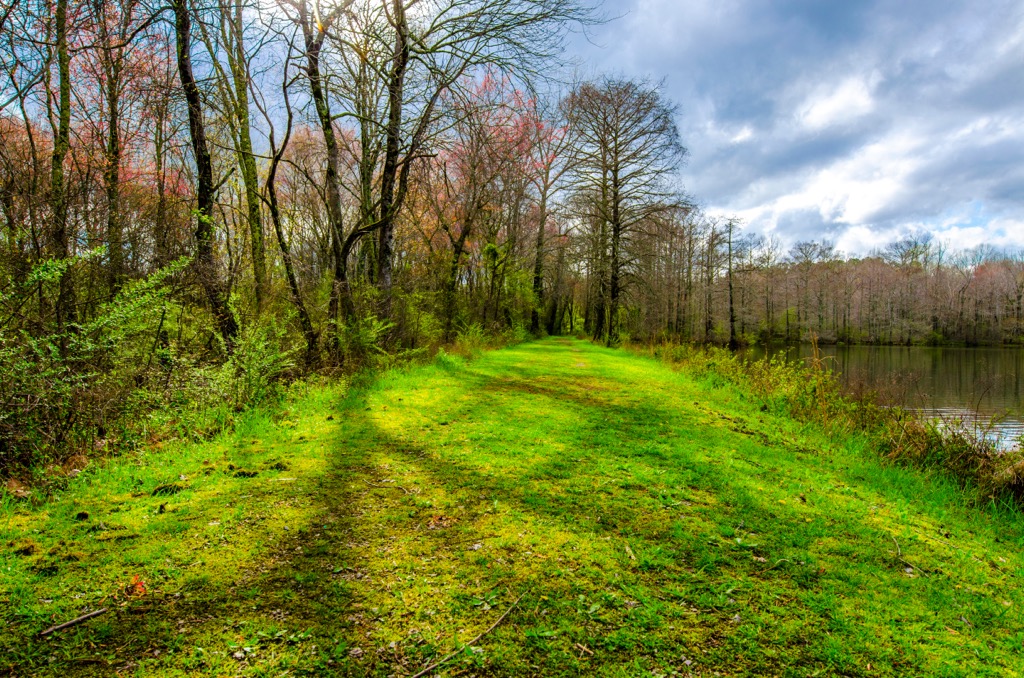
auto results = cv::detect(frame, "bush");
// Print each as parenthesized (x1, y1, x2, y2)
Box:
(0, 256, 305, 481)
(339, 314, 394, 367)
(501, 321, 531, 345)
(0, 257, 188, 475)
(216, 319, 296, 411)
(881, 413, 1024, 502)
(453, 323, 488, 357)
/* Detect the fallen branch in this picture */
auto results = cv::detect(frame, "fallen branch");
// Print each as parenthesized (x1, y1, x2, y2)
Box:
(899, 557, 930, 578)
(756, 558, 791, 576)
(890, 535, 929, 577)
(39, 608, 108, 636)
(410, 594, 524, 678)
(362, 479, 414, 495)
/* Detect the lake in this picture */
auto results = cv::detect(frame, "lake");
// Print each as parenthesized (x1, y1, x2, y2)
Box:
(740, 344, 1024, 449)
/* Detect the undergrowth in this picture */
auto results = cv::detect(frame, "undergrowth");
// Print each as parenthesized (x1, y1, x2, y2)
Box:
(1, 270, 529, 496)
(636, 340, 1024, 508)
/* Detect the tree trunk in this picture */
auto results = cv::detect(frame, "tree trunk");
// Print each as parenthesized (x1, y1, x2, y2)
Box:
(545, 233, 566, 335)
(727, 220, 738, 350)
(266, 144, 318, 367)
(50, 0, 76, 331)
(376, 0, 410, 321)
(444, 224, 473, 343)
(153, 93, 170, 267)
(173, 0, 238, 348)
(228, 0, 267, 311)
(300, 8, 347, 356)
(96, 5, 124, 298)
(607, 174, 621, 346)
(530, 187, 548, 334)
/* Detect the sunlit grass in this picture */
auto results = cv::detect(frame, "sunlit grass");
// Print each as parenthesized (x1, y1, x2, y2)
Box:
(3, 338, 1023, 676)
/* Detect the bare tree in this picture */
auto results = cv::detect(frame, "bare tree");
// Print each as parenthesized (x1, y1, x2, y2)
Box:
(524, 91, 576, 334)
(566, 76, 686, 345)
(325, 0, 597, 323)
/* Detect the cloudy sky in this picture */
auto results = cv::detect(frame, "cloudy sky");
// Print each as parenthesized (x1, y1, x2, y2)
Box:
(568, 0, 1024, 255)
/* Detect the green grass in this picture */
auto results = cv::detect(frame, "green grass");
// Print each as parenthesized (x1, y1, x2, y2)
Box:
(3, 338, 1024, 676)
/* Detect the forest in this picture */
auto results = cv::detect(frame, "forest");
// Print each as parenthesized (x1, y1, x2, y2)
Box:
(1, 0, 1023, 475)
(5, 2, 1024, 675)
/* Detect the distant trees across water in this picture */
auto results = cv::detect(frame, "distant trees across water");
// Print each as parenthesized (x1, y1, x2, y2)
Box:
(664, 234, 1024, 347)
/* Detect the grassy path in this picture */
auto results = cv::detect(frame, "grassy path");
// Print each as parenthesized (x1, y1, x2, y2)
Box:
(3, 338, 1024, 676)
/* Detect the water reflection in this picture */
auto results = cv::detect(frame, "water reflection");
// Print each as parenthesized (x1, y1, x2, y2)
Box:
(741, 345, 1024, 449)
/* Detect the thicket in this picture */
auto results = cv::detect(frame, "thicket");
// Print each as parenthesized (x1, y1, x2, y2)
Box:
(639, 340, 1024, 508)
(0, 257, 527, 488)
(0, 255, 302, 481)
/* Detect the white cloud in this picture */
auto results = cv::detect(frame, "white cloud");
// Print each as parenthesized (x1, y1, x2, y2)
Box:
(730, 125, 753, 143)
(834, 224, 909, 255)
(933, 219, 1024, 252)
(724, 129, 924, 229)
(571, 0, 1024, 254)
(798, 76, 876, 130)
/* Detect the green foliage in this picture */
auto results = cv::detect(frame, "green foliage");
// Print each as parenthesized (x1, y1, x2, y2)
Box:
(340, 314, 396, 367)
(397, 289, 445, 350)
(0, 255, 308, 479)
(432, 347, 465, 371)
(215, 318, 297, 411)
(453, 322, 489, 357)
(0, 257, 190, 474)
(503, 321, 531, 344)
(482, 241, 501, 266)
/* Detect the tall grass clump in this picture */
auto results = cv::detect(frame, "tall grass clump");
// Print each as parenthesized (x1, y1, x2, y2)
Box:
(449, 321, 529, 359)
(878, 413, 1024, 504)
(636, 338, 1024, 507)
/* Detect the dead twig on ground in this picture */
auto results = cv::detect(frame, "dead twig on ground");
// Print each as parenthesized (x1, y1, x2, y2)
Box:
(39, 608, 108, 636)
(410, 594, 524, 678)
(362, 479, 414, 495)
(757, 559, 791, 576)
(890, 535, 930, 577)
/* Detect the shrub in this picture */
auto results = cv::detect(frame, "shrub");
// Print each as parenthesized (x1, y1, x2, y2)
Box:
(215, 319, 296, 411)
(339, 314, 394, 367)
(0, 257, 188, 475)
(0, 256, 307, 482)
(881, 413, 1024, 502)
(453, 323, 488, 357)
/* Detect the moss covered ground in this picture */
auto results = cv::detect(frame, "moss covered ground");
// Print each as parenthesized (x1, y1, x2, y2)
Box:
(3, 338, 1024, 676)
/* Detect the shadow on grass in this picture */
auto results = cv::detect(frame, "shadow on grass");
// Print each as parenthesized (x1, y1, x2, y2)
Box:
(308, 360, 953, 675)
(2, 405, 369, 675)
(333, 343, 1024, 675)
(8, 340, 1024, 676)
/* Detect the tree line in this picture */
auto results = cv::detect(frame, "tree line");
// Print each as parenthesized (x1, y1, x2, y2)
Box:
(651, 232, 1024, 347)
